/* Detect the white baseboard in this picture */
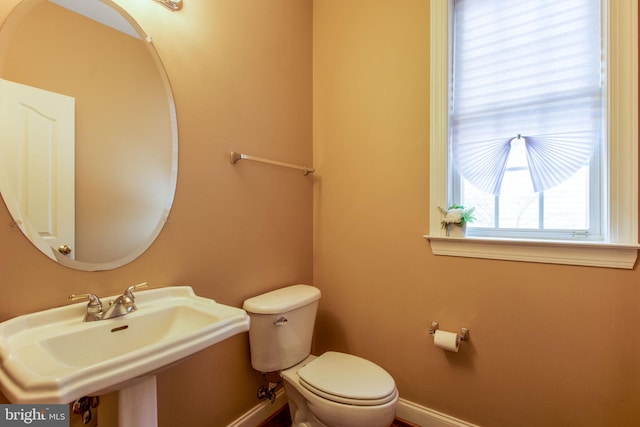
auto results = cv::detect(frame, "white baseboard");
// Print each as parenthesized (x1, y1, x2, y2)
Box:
(227, 392, 479, 427)
(227, 389, 288, 427)
(396, 398, 480, 427)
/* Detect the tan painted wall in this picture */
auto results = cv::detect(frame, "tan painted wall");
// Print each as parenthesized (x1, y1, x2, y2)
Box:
(0, 0, 312, 425)
(313, 1, 640, 427)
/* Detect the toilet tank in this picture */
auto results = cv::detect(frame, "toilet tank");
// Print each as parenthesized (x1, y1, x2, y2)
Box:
(243, 285, 321, 372)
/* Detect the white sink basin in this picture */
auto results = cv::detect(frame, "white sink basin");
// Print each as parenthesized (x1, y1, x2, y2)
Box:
(0, 286, 250, 403)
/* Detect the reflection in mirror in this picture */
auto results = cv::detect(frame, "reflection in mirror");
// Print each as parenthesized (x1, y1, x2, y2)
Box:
(153, 0, 183, 11)
(0, 0, 178, 271)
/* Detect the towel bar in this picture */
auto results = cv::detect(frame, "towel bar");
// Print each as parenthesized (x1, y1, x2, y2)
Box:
(229, 151, 315, 175)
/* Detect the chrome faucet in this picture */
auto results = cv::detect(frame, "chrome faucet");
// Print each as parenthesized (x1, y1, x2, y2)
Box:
(70, 282, 148, 321)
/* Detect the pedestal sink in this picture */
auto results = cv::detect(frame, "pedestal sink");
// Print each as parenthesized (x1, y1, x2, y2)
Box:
(0, 286, 250, 425)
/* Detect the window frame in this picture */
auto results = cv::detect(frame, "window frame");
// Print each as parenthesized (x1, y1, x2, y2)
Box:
(425, 0, 639, 269)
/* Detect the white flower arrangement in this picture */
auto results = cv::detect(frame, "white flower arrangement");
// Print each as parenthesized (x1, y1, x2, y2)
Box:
(438, 204, 475, 229)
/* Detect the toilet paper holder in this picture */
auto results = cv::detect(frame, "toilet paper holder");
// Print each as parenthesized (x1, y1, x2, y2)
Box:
(428, 321, 469, 341)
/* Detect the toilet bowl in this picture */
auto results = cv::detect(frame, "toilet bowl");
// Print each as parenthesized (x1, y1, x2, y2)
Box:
(243, 285, 399, 427)
(281, 353, 398, 427)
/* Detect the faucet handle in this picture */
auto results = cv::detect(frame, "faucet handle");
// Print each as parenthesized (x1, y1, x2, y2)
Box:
(124, 282, 148, 299)
(69, 293, 103, 311)
(70, 294, 104, 322)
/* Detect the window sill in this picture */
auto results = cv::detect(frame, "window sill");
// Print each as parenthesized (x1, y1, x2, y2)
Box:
(423, 235, 639, 269)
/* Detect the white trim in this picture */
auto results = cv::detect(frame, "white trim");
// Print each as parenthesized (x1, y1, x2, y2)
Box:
(428, 0, 639, 268)
(425, 235, 639, 269)
(429, 0, 450, 236)
(228, 393, 479, 427)
(608, 0, 639, 243)
(226, 388, 288, 427)
(396, 398, 480, 427)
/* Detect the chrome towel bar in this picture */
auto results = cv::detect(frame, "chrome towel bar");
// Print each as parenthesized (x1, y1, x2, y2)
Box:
(229, 151, 315, 175)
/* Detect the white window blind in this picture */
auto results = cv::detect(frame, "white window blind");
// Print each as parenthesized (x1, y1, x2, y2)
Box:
(451, 0, 603, 196)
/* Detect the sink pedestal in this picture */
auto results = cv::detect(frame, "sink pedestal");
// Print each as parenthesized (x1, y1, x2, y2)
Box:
(99, 376, 158, 427)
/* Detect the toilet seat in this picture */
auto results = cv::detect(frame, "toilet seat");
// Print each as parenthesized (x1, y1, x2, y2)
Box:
(297, 351, 397, 406)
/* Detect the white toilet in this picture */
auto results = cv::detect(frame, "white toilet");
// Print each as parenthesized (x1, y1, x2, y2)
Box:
(243, 284, 399, 427)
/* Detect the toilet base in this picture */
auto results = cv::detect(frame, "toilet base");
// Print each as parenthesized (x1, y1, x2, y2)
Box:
(283, 380, 326, 427)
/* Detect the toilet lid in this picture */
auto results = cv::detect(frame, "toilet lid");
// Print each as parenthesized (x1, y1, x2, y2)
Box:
(298, 352, 397, 406)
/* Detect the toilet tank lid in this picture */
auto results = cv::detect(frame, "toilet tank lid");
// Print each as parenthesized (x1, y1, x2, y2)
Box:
(243, 284, 321, 314)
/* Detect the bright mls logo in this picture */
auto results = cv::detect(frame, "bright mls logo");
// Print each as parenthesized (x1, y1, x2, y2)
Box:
(0, 405, 68, 426)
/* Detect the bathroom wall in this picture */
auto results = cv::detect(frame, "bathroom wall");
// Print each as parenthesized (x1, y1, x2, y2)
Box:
(313, 1, 640, 427)
(0, 0, 312, 425)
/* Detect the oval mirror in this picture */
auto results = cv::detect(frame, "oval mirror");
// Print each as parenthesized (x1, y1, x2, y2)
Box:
(0, 0, 178, 271)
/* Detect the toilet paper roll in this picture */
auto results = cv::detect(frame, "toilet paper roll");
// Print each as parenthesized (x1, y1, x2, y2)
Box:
(434, 330, 460, 352)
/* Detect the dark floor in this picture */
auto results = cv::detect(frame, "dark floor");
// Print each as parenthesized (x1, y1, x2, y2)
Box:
(259, 404, 419, 427)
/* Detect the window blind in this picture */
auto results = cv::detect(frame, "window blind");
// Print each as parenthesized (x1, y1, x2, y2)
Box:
(451, 0, 603, 195)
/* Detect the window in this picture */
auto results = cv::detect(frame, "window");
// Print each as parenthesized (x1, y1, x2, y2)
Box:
(426, 0, 638, 268)
(452, 0, 603, 241)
